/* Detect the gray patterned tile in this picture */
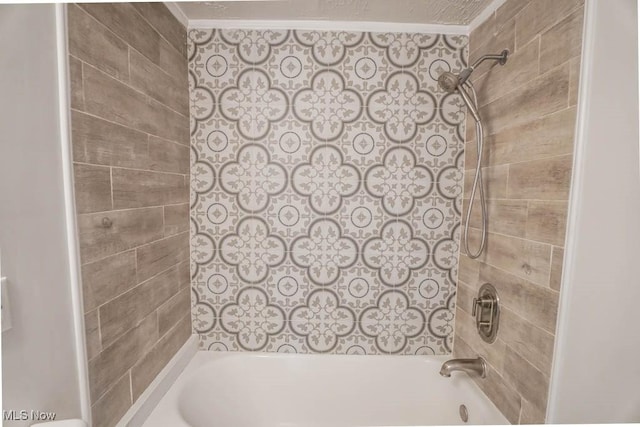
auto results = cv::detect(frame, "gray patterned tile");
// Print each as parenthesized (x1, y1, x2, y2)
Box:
(408, 195, 459, 242)
(291, 218, 358, 286)
(403, 265, 452, 311)
(362, 220, 429, 287)
(369, 33, 440, 68)
(221, 29, 290, 65)
(193, 261, 241, 308)
(219, 216, 287, 284)
(290, 288, 357, 353)
(334, 328, 383, 355)
(426, 292, 456, 353)
(265, 190, 314, 240)
(403, 334, 447, 356)
(264, 328, 309, 354)
(192, 190, 240, 238)
(367, 71, 437, 144)
(189, 28, 468, 355)
(219, 286, 287, 351)
(294, 30, 364, 66)
(219, 144, 288, 213)
(364, 146, 434, 216)
(338, 121, 387, 173)
(336, 265, 382, 318)
(359, 290, 426, 354)
(266, 119, 315, 167)
(263, 262, 309, 314)
(291, 145, 360, 215)
(192, 118, 243, 165)
(293, 70, 363, 141)
(337, 190, 388, 242)
(267, 39, 316, 94)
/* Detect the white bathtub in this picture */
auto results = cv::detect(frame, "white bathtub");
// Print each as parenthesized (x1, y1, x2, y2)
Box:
(142, 352, 508, 426)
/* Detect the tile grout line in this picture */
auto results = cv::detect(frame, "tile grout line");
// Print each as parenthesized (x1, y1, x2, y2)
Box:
(69, 106, 188, 148)
(128, 369, 134, 406)
(522, 2, 586, 52)
(78, 160, 188, 177)
(81, 230, 189, 269)
(512, 7, 519, 53)
(536, 34, 542, 76)
(463, 151, 573, 171)
(109, 166, 114, 210)
(129, 3, 188, 61)
(463, 104, 577, 149)
(79, 59, 86, 110)
(91, 261, 187, 360)
(464, 224, 555, 253)
(461, 251, 560, 298)
(80, 59, 189, 121)
(475, 56, 576, 111)
(79, 202, 190, 218)
(460, 198, 568, 208)
(89, 369, 132, 409)
(505, 160, 510, 198)
(504, 342, 553, 384)
(75, 4, 186, 82)
(96, 309, 103, 357)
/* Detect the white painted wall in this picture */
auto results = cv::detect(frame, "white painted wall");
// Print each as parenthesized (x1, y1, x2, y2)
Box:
(0, 4, 87, 425)
(547, 0, 640, 422)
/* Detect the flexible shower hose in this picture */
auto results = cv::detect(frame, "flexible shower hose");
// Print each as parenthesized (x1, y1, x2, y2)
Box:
(460, 82, 487, 259)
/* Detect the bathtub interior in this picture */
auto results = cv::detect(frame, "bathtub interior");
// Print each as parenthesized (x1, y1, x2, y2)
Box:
(142, 352, 508, 427)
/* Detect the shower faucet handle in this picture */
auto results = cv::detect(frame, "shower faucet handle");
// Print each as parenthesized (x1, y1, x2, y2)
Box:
(471, 296, 493, 317)
(472, 284, 500, 343)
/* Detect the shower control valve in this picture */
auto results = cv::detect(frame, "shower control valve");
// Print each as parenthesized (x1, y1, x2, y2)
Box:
(472, 283, 500, 343)
(472, 296, 494, 328)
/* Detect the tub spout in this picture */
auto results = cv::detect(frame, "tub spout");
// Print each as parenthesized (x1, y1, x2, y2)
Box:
(440, 357, 486, 378)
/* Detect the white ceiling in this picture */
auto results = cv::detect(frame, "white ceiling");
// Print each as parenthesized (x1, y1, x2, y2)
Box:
(172, 0, 496, 26)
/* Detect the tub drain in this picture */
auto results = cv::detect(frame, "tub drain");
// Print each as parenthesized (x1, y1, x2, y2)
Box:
(459, 404, 469, 423)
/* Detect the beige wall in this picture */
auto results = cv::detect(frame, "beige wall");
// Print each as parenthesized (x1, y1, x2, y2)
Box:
(454, 0, 584, 423)
(67, 3, 191, 426)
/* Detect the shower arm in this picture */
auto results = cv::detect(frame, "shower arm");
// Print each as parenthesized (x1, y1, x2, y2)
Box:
(470, 50, 509, 70)
(457, 49, 509, 87)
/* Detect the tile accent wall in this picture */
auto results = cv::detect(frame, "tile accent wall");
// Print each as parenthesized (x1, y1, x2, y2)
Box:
(454, 0, 584, 423)
(189, 29, 468, 354)
(67, 3, 191, 427)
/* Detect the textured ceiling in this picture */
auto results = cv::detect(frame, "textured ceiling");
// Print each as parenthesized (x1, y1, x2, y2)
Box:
(175, 0, 495, 25)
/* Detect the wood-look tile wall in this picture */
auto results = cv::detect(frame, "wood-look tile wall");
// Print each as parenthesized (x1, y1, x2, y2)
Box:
(67, 3, 191, 426)
(454, 0, 584, 423)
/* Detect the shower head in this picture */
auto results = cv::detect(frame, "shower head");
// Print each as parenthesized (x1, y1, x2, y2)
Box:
(437, 71, 462, 93)
(437, 68, 473, 93)
(437, 49, 509, 93)
(438, 70, 481, 122)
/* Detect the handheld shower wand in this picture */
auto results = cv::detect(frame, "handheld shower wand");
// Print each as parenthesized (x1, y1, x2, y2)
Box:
(437, 49, 508, 259)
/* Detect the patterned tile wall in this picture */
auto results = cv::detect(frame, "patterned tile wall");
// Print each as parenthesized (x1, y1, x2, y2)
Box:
(188, 29, 468, 355)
